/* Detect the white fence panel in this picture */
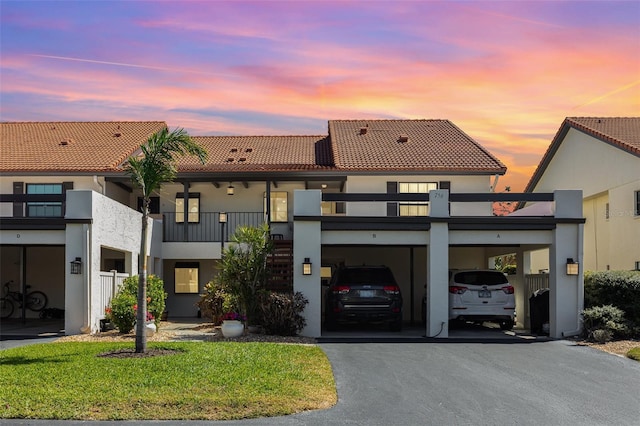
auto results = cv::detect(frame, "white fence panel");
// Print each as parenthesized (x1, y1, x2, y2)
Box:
(98, 270, 130, 319)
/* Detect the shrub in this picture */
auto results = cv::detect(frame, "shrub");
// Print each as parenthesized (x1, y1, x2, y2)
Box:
(259, 292, 308, 336)
(197, 281, 236, 325)
(582, 304, 630, 342)
(628, 347, 640, 361)
(108, 274, 167, 333)
(584, 270, 640, 328)
(109, 291, 137, 333)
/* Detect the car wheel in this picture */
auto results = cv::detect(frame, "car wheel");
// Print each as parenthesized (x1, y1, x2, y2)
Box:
(500, 320, 514, 331)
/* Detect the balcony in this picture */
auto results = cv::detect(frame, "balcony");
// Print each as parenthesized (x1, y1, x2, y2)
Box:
(162, 211, 265, 242)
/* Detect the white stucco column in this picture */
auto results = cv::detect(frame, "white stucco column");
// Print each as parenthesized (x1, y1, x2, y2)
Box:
(293, 190, 322, 337)
(426, 189, 449, 338)
(549, 190, 584, 338)
(514, 249, 526, 329)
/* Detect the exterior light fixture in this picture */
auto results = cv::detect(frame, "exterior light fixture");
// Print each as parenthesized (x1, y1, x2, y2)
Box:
(302, 258, 312, 276)
(219, 212, 227, 252)
(70, 257, 82, 275)
(566, 258, 579, 276)
(227, 184, 235, 195)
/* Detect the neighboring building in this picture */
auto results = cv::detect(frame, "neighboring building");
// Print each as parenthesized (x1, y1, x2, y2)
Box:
(523, 117, 640, 273)
(1, 119, 585, 338)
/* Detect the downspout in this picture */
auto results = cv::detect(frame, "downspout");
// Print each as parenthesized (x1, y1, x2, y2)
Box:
(490, 174, 500, 192)
(93, 175, 105, 194)
(80, 223, 92, 333)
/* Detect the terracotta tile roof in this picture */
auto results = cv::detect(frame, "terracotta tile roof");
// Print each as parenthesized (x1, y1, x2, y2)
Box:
(175, 135, 333, 172)
(566, 117, 640, 155)
(524, 117, 640, 192)
(327, 119, 507, 174)
(1, 121, 167, 173)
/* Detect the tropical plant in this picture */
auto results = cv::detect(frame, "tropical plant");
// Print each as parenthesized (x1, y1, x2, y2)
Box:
(215, 224, 273, 326)
(124, 127, 207, 352)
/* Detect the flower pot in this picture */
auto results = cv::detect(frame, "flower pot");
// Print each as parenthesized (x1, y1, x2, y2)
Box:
(221, 320, 244, 338)
(145, 321, 156, 337)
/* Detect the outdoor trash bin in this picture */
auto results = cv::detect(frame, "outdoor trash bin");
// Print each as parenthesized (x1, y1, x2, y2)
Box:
(529, 288, 550, 335)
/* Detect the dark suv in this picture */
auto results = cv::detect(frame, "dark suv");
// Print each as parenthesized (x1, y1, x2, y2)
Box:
(324, 265, 403, 331)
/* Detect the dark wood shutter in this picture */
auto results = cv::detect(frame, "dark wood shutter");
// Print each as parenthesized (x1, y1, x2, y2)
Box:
(439, 181, 451, 190)
(13, 182, 23, 217)
(386, 181, 397, 217)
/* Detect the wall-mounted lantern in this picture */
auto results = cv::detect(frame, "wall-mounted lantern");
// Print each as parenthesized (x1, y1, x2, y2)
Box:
(302, 258, 312, 276)
(219, 212, 227, 252)
(566, 258, 579, 276)
(227, 184, 235, 195)
(70, 257, 82, 275)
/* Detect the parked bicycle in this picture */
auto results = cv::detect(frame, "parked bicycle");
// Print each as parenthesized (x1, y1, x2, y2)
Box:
(0, 280, 48, 319)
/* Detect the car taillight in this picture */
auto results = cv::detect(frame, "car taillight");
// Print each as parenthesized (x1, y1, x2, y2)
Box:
(501, 285, 514, 294)
(332, 285, 351, 294)
(383, 285, 400, 294)
(449, 286, 468, 294)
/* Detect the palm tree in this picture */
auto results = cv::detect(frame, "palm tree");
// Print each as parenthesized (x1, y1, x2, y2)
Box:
(125, 127, 207, 353)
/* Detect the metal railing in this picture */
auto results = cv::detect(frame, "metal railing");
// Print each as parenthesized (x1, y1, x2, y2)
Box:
(162, 211, 265, 242)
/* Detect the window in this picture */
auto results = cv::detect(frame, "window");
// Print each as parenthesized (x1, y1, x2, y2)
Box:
(26, 183, 63, 217)
(321, 201, 346, 215)
(635, 191, 640, 216)
(264, 191, 288, 222)
(175, 262, 199, 293)
(175, 193, 200, 223)
(398, 182, 437, 216)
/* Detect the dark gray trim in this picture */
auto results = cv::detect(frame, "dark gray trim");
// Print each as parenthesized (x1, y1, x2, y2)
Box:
(0, 194, 65, 202)
(0, 218, 93, 231)
(295, 215, 584, 232)
(449, 193, 554, 202)
(323, 193, 430, 202)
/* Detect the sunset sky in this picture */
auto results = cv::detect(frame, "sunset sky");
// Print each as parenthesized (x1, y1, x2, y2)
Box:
(1, 1, 638, 191)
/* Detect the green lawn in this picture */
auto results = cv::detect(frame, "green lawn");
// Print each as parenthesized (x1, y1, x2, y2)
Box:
(0, 341, 336, 420)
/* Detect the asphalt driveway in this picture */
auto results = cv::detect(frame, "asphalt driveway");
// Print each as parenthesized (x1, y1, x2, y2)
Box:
(2, 339, 639, 425)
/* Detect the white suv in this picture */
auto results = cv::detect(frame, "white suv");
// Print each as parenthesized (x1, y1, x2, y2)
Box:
(448, 270, 515, 330)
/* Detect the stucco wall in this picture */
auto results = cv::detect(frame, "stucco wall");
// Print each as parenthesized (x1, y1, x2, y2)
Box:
(65, 190, 147, 334)
(532, 129, 639, 271)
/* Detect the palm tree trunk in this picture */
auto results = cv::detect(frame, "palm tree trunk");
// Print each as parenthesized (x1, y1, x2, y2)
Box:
(135, 205, 149, 353)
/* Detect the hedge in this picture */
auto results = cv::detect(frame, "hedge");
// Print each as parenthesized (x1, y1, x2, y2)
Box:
(584, 270, 640, 326)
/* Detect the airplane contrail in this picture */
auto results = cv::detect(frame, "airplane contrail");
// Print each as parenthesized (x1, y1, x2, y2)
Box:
(574, 79, 640, 109)
(28, 54, 227, 77)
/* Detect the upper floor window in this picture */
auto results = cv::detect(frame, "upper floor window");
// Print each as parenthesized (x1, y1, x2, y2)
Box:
(26, 183, 63, 217)
(175, 193, 200, 223)
(398, 182, 437, 216)
(264, 191, 288, 222)
(321, 201, 346, 215)
(635, 191, 640, 216)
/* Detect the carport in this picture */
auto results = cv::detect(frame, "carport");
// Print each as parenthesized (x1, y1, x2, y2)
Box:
(292, 189, 585, 339)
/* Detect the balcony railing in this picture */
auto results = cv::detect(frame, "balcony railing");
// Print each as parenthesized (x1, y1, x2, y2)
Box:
(162, 211, 265, 242)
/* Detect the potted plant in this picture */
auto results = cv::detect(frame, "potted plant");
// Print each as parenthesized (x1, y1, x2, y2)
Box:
(220, 312, 246, 337)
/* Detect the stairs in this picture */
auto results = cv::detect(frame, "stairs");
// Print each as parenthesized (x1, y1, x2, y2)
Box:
(267, 240, 293, 292)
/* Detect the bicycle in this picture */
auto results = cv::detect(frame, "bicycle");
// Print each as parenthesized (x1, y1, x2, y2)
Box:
(0, 280, 48, 319)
